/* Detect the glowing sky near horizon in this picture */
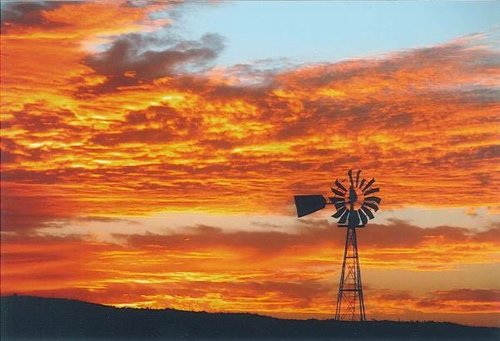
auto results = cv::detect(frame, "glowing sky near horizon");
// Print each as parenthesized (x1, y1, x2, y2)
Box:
(1, 0, 499, 327)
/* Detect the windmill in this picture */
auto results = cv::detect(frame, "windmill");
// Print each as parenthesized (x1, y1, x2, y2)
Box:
(293, 169, 381, 321)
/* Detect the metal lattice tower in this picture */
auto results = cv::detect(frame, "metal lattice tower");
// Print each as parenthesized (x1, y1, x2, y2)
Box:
(335, 227, 365, 321)
(293, 169, 380, 322)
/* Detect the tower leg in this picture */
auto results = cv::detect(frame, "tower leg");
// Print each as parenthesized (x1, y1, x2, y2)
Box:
(335, 227, 366, 321)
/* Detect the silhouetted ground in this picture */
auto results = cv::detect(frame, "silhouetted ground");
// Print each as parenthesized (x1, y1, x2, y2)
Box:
(1, 295, 498, 340)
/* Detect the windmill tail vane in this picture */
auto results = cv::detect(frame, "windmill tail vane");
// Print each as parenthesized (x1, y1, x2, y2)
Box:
(293, 169, 381, 321)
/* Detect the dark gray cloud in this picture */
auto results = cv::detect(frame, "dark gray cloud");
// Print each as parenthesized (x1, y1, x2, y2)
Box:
(83, 32, 225, 93)
(0, 1, 72, 32)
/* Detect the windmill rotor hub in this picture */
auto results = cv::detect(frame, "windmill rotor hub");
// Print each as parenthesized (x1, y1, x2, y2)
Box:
(343, 187, 364, 210)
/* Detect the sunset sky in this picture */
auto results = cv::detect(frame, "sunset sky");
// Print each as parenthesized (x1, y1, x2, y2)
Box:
(1, 0, 499, 327)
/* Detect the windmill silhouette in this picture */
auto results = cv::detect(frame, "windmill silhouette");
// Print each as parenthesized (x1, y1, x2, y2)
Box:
(293, 169, 381, 321)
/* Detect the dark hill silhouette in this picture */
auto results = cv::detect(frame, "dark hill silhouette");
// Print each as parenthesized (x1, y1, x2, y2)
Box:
(1, 295, 498, 340)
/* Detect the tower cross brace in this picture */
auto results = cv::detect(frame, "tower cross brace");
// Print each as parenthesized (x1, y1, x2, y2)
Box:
(335, 227, 366, 321)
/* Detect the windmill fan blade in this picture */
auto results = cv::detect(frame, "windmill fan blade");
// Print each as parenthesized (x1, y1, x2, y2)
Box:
(348, 169, 354, 186)
(331, 188, 345, 197)
(329, 197, 346, 210)
(364, 187, 380, 195)
(335, 202, 346, 210)
(364, 196, 381, 204)
(362, 178, 375, 191)
(348, 210, 360, 228)
(338, 210, 350, 224)
(335, 179, 347, 192)
(294, 195, 327, 217)
(359, 179, 366, 190)
(332, 207, 346, 218)
(358, 209, 368, 226)
(363, 201, 379, 212)
(355, 170, 361, 187)
(361, 206, 375, 219)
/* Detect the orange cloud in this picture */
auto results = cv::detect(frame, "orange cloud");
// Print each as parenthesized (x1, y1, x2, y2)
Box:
(2, 27, 498, 222)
